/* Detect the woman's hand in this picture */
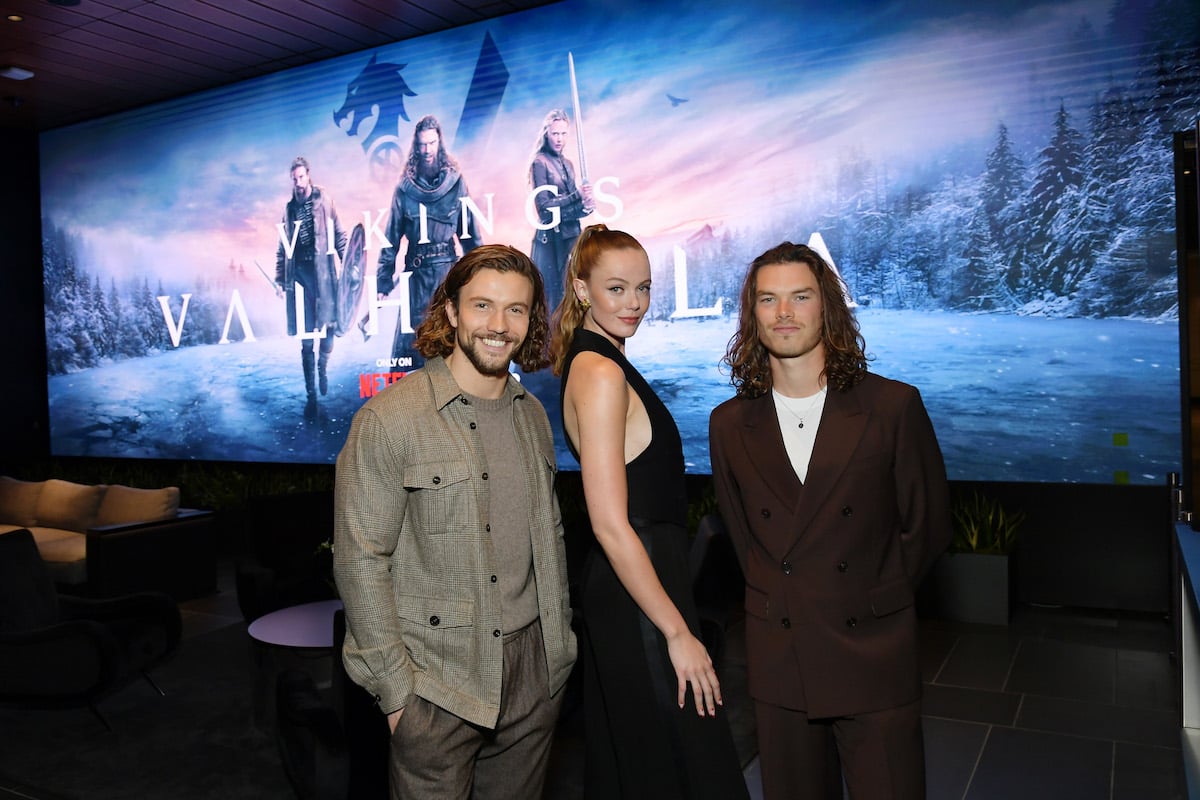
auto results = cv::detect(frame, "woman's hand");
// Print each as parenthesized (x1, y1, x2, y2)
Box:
(666, 630, 722, 717)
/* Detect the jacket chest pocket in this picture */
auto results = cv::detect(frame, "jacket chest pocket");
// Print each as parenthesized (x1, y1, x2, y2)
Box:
(403, 460, 472, 534)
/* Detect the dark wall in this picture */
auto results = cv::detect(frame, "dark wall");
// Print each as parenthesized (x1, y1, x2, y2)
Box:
(0, 130, 48, 462)
(953, 480, 1172, 614)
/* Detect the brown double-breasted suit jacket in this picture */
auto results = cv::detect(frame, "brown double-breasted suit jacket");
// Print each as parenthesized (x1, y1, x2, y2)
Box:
(709, 372, 951, 718)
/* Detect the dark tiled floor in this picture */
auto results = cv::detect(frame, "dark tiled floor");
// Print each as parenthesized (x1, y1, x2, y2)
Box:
(919, 606, 1183, 800)
(0, 566, 1186, 800)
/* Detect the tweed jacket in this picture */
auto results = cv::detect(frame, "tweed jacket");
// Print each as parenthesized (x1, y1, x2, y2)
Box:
(709, 372, 951, 718)
(333, 357, 577, 728)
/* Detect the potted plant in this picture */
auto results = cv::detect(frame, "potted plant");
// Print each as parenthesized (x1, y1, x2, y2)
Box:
(921, 491, 1025, 625)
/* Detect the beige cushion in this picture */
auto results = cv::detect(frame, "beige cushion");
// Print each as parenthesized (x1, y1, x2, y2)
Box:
(31, 530, 88, 584)
(0, 476, 44, 527)
(95, 485, 180, 527)
(34, 479, 106, 533)
(28, 526, 83, 552)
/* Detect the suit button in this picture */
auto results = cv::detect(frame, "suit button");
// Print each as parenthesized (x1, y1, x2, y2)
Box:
(482, 472, 489, 480)
(432, 476, 441, 485)
(845, 617, 857, 628)
(780, 618, 791, 629)
(429, 615, 440, 626)
(837, 561, 848, 572)
(760, 508, 771, 519)
(782, 560, 792, 575)
(490, 575, 498, 583)
(841, 506, 853, 517)
(493, 629, 502, 638)
(486, 524, 491, 532)
(470, 422, 477, 430)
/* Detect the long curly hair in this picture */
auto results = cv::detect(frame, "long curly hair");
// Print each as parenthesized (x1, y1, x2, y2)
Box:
(415, 245, 551, 372)
(405, 115, 457, 176)
(549, 224, 647, 375)
(723, 242, 867, 398)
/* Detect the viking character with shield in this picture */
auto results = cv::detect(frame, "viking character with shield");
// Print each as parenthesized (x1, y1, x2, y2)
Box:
(275, 156, 363, 415)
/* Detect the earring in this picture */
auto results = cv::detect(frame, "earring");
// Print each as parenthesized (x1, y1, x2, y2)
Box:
(578, 297, 591, 311)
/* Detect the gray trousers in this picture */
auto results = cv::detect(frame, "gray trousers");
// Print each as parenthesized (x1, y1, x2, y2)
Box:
(389, 618, 562, 800)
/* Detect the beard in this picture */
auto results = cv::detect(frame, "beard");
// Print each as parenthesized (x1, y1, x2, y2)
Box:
(457, 328, 517, 378)
(764, 336, 822, 361)
(416, 154, 441, 180)
(759, 321, 823, 362)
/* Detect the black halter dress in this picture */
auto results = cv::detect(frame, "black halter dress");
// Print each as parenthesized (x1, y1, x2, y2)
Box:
(561, 328, 748, 799)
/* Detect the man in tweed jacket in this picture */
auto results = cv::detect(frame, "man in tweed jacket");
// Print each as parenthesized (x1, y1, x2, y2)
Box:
(334, 245, 576, 799)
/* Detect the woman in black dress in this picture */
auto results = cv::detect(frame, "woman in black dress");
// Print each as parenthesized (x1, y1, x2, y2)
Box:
(550, 225, 748, 799)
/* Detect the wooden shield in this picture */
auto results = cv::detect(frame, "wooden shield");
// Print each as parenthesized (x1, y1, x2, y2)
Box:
(335, 223, 366, 336)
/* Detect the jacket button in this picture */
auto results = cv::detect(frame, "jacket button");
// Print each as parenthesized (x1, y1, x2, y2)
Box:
(470, 422, 477, 430)
(432, 476, 441, 485)
(760, 508, 771, 519)
(493, 629, 502, 638)
(837, 561, 848, 572)
(490, 575, 498, 583)
(486, 524, 491, 532)
(782, 560, 792, 575)
(482, 472, 489, 480)
(845, 617, 857, 628)
(429, 615, 440, 626)
(841, 506, 853, 516)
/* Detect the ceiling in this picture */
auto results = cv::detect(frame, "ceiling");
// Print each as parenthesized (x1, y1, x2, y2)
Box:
(0, 0, 556, 133)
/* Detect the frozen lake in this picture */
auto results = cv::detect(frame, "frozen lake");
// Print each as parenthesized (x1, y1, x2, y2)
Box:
(48, 308, 1180, 484)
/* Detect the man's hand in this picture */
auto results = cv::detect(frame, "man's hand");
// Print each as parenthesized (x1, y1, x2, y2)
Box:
(387, 707, 404, 734)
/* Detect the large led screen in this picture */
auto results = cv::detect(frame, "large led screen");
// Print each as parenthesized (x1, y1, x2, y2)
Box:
(40, 0, 1200, 482)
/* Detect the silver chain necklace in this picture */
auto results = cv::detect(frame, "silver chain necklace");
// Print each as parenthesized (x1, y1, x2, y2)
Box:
(775, 388, 827, 429)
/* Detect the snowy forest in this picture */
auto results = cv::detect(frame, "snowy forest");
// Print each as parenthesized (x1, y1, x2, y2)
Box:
(654, 0, 1200, 324)
(42, 225, 246, 375)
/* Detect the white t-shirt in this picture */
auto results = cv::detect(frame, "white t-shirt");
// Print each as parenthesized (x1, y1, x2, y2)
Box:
(772, 387, 828, 483)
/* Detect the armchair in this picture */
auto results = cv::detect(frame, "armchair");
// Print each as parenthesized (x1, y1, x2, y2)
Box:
(0, 528, 182, 730)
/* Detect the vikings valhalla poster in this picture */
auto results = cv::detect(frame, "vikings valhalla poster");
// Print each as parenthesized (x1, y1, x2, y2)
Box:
(39, 0, 1199, 483)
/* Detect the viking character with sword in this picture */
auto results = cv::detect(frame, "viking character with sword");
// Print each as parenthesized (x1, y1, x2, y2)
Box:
(526, 54, 595, 312)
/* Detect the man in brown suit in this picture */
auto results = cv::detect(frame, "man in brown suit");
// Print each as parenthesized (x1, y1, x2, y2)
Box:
(708, 242, 951, 799)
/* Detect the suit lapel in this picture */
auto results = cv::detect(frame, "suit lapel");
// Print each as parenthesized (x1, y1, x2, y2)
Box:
(737, 393, 801, 511)
(790, 384, 869, 537)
